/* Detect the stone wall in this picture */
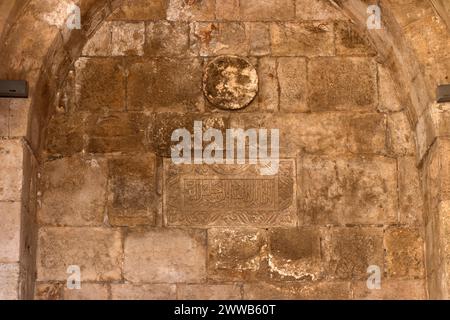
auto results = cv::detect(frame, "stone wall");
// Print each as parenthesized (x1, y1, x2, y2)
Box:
(32, 0, 426, 300)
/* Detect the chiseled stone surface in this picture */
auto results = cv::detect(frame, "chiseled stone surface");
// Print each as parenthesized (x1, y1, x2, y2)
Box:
(109, 0, 167, 20)
(167, 0, 215, 21)
(398, 157, 423, 226)
(387, 112, 416, 156)
(0, 139, 23, 201)
(37, 227, 123, 282)
(63, 283, 109, 300)
(0, 263, 19, 300)
(111, 22, 145, 56)
(277, 57, 308, 112)
(0, 202, 21, 263)
(145, 21, 189, 57)
(334, 21, 376, 56)
(352, 280, 426, 300)
(295, 0, 345, 20)
(240, 0, 295, 21)
(177, 284, 242, 300)
(38, 156, 107, 227)
(112, 284, 176, 300)
(124, 229, 206, 283)
(207, 228, 268, 281)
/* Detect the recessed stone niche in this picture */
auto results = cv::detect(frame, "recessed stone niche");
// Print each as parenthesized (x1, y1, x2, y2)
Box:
(203, 55, 258, 110)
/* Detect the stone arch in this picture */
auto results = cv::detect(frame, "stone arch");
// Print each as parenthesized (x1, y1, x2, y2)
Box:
(0, 0, 448, 299)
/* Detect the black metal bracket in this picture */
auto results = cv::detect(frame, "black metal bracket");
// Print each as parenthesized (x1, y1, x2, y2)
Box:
(0, 80, 28, 98)
(437, 84, 450, 103)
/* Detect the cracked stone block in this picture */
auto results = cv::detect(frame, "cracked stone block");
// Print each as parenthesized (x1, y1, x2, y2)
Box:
(177, 284, 242, 300)
(270, 22, 334, 57)
(299, 155, 397, 225)
(167, 0, 215, 21)
(109, 0, 167, 20)
(75, 58, 125, 112)
(107, 153, 157, 227)
(308, 58, 378, 111)
(111, 284, 177, 300)
(327, 227, 384, 280)
(295, 0, 345, 20)
(240, 0, 295, 21)
(207, 228, 268, 281)
(111, 22, 145, 56)
(145, 21, 189, 56)
(38, 156, 107, 227)
(277, 57, 308, 112)
(0, 202, 20, 263)
(385, 227, 425, 279)
(124, 229, 206, 283)
(269, 228, 323, 281)
(0, 140, 24, 201)
(335, 21, 377, 56)
(127, 58, 203, 111)
(37, 227, 123, 282)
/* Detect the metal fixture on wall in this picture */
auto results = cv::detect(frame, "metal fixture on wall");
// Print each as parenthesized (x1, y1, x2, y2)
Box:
(0, 80, 28, 98)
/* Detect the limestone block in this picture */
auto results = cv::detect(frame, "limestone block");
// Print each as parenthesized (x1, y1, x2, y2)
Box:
(0, 202, 21, 262)
(75, 58, 125, 112)
(167, 0, 215, 21)
(124, 229, 206, 283)
(37, 227, 123, 281)
(299, 155, 398, 225)
(215, 0, 240, 21)
(352, 280, 426, 300)
(243, 281, 351, 300)
(107, 153, 157, 227)
(0, 263, 19, 300)
(111, 284, 176, 300)
(82, 22, 112, 57)
(177, 284, 242, 300)
(269, 228, 323, 281)
(277, 57, 308, 112)
(46, 113, 85, 157)
(9, 98, 29, 137)
(111, 22, 145, 56)
(327, 227, 384, 280)
(308, 58, 378, 112)
(0, 139, 23, 201)
(335, 21, 377, 56)
(145, 21, 189, 56)
(384, 227, 425, 279)
(270, 22, 334, 57)
(258, 58, 279, 111)
(347, 113, 387, 154)
(295, 0, 345, 20)
(127, 58, 203, 111)
(387, 112, 416, 156)
(34, 282, 63, 300)
(398, 157, 423, 226)
(109, 0, 167, 20)
(164, 161, 297, 227)
(0, 104, 8, 136)
(240, 0, 295, 21)
(207, 228, 268, 281)
(63, 283, 109, 300)
(247, 23, 271, 56)
(38, 156, 107, 226)
(377, 64, 404, 112)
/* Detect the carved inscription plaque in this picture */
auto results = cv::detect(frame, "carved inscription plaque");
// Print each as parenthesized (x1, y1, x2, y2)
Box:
(164, 160, 297, 227)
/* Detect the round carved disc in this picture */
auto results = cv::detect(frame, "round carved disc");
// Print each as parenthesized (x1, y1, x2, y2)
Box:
(203, 55, 258, 110)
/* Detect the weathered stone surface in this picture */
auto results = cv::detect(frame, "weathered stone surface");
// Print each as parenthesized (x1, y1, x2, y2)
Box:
(124, 229, 206, 283)
(377, 65, 404, 112)
(308, 58, 378, 111)
(398, 157, 423, 226)
(347, 113, 387, 154)
(335, 21, 376, 56)
(164, 161, 297, 227)
(0, 202, 21, 262)
(190, 22, 249, 56)
(145, 21, 189, 56)
(215, 0, 240, 20)
(240, 0, 295, 21)
(9, 98, 29, 137)
(75, 58, 125, 112)
(167, 0, 215, 21)
(243, 281, 351, 300)
(203, 56, 258, 110)
(208, 228, 268, 281)
(86, 112, 148, 154)
(111, 284, 176, 300)
(299, 155, 397, 225)
(352, 280, 426, 300)
(46, 113, 85, 157)
(127, 58, 203, 111)
(111, 22, 145, 56)
(295, 0, 345, 20)
(327, 227, 384, 280)
(270, 22, 334, 57)
(177, 284, 242, 300)
(107, 154, 157, 227)
(387, 112, 415, 156)
(64, 283, 109, 300)
(258, 58, 279, 111)
(269, 228, 323, 281)
(37, 227, 123, 281)
(110, 0, 167, 20)
(38, 156, 107, 227)
(277, 57, 308, 112)
(247, 23, 271, 56)
(147, 112, 228, 157)
(0, 140, 23, 201)
(34, 282, 63, 300)
(82, 22, 112, 57)
(0, 263, 19, 300)
(0, 104, 8, 136)
(384, 227, 424, 279)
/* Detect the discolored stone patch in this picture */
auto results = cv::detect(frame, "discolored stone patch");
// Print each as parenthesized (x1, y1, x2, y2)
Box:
(203, 55, 258, 110)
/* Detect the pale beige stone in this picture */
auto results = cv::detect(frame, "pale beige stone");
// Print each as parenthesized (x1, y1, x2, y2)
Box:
(258, 58, 279, 111)
(0, 140, 23, 201)
(247, 23, 271, 56)
(145, 21, 189, 56)
(63, 283, 109, 300)
(387, 112, 416, 156)
(37, 227, 123, 281)
(240, 0, 295, 21)
(295, 0, 345, 20)
(124, 229, 206, 283)
(0, 263, 19, 300)
(353, 280, 426, 300)
(111, 22, 145, 56)
(82, 22, 112, 57)
(9, 98, 29, 137)
(177, 284, 242, 300)
(398, 157, 423, 226)
(109, 0, 167, 20)
(347, 113, 387, 154)
(112, 284, 176, 300)
(0, 202, 21, 263)
(277, 57, 308, 112)
(377, 65, 404, 113)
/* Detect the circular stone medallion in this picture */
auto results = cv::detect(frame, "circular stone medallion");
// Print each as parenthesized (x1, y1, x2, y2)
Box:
(203, 55, 258, 110)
